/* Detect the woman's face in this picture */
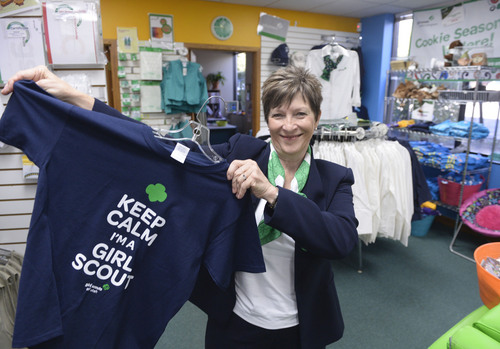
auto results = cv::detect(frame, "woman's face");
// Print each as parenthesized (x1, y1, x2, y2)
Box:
(268, 93, 320, 163)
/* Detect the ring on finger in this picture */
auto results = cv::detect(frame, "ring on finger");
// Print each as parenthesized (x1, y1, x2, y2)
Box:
(242, 174, 246, 180)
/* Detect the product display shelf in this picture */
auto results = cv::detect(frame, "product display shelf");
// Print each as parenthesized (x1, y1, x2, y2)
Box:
(433, 201, 460, 213)
(384, 66, 500, 262)
(390, 65, 499, 82)
(387, 127, 498, 161)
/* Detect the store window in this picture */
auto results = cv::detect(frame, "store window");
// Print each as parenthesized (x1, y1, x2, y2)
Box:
(236, 52, 246, 112)
(392, 13, 413, 60)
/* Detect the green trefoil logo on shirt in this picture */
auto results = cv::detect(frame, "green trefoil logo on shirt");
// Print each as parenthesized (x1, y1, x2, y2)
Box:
(146, 183, 167, 202)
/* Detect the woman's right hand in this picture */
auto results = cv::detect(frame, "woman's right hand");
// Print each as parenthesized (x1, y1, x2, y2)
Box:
(1, 65, 95, 110)
(227, 159, 279, 204)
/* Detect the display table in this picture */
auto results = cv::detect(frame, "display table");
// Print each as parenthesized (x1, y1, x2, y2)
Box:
(208, 124, 237, 144)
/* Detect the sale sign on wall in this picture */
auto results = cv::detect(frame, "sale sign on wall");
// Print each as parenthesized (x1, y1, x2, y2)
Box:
(410, 0, 500, 68)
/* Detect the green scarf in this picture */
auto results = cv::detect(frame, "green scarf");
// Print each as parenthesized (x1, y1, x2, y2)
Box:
(257, 143, 311, 245)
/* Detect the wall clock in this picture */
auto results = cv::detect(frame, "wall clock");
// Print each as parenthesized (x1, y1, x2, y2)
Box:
(211, 16, 233, 40)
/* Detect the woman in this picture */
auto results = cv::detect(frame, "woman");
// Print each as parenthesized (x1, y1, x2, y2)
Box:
(2, 65, 358, 348)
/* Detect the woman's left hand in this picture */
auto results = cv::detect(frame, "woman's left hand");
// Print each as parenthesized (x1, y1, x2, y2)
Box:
(1, 65, 95, 110)
(227, 159, 278, 202)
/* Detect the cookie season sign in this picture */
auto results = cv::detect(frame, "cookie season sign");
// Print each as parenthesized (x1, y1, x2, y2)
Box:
(410, 0, 500, 68)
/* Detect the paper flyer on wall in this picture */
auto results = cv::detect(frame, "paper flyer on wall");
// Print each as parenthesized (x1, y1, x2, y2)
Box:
(140, 82, 162, 113)
(117, 27, 139, 53)
(0, 0, 40, 18)
(257, 12, 289, 42)
(42, 0, 105, 66)
(0, 17, 45, 84)
(140, 50, 163, 80)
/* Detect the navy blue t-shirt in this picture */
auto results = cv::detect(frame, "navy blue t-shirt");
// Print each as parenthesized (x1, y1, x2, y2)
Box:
(0, 81, 264, 349)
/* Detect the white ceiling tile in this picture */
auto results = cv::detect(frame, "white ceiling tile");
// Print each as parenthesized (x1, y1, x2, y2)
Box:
(204, 0, 276, 6)
(363, 0, 407, 4)
(201, 0, 467, 18)
(391, 0, 457, 10)
(309, 0, 408, 17)
(347, 4, 411, 17)
(311, 0, 372, 13)
(271, 0, 333, 12)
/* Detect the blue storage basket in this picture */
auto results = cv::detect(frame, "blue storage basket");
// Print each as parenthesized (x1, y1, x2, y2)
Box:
(411, 215, 436, 237)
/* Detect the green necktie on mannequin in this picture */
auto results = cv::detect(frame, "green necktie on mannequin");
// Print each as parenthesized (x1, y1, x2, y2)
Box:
(321, 54, 343, 81)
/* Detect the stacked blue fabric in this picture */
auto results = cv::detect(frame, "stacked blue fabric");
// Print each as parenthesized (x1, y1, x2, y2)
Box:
(426, 177, 440, 201)
(429, 120, 490, 139)
(410, 141, 449, 168)
(409, 141, 489, 173)
(441, 171, 484, 186)
(438, 152, 489, 172)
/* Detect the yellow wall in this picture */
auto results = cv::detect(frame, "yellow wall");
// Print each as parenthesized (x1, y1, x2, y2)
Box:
(100, 0, 359, 48)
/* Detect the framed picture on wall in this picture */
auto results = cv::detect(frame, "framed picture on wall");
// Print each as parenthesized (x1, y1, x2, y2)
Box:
(0, 0, 40, 18)
(226, 101, 239, 113)
(149, 13, 174, 50)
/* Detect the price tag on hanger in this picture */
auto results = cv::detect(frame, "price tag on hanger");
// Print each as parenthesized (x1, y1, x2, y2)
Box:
(171, 142, 190, 164)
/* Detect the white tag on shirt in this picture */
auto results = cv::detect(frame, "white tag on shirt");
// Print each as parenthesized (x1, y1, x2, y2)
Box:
(171, 143, 190, 163)
(182, 61, 187, 76)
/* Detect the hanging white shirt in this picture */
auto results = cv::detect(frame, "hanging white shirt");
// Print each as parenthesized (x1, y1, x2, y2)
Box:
(375, 140, 398, 241)
(343, 143, 373, 239)
(355, 141, 382, 244)
(393, 141, 414, 246)
(305, 45, 361, 122)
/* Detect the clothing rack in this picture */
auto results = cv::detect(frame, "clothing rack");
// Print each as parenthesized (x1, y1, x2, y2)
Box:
(314, 122, 388, 142)
(312, 121, 394, 273)
(315, 125, 365, 141)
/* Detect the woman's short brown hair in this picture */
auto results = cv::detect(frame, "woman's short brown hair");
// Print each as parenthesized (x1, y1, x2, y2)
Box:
(261, 65, 322, 123)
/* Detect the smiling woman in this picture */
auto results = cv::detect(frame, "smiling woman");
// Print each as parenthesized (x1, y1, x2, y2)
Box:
(268, 93, 319, 168)
(261, 66, 321, 170)
(192, 65, 359, 349)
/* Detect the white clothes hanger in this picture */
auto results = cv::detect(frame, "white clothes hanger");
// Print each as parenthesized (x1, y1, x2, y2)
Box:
(153, 121, 223, 163)
(153, 95, 228, 163)
(320, 34, 343, 58)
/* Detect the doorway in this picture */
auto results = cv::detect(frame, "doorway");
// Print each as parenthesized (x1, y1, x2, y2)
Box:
(103, 39, 121, 111)
(185, 43, 261, 136)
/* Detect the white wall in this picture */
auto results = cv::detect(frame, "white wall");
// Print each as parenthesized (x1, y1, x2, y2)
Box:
(0, 68, 108, 255)
(193, 50, 235, 103)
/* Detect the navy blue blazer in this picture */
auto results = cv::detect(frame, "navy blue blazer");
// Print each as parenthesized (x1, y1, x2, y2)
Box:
(191, 134, 359, 349)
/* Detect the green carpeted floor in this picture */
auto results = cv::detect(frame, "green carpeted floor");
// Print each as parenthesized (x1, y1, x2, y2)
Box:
(155, 219, 493, 349)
